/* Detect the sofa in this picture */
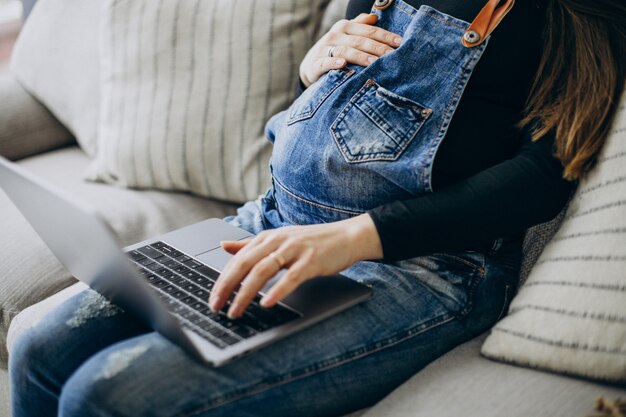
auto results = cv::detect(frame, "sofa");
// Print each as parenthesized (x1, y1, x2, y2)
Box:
(1, 1, 625, 416)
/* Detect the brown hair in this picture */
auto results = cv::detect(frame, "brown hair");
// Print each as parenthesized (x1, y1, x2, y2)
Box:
(520, 0, 626, 181)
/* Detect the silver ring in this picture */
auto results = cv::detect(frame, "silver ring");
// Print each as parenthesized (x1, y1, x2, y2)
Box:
(327, 45, 338, 58)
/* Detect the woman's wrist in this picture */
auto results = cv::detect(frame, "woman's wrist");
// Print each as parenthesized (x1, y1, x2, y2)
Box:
(342, 213, 384, 263)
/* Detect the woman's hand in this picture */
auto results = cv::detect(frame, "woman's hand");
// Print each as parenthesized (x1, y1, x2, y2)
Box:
(299, 13, 403, 88)
(209, 214, 383, 319)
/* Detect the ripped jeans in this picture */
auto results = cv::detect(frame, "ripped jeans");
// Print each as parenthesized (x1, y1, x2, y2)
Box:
(9, 200, 521, 417)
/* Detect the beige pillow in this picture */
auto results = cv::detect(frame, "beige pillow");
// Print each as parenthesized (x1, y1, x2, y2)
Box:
(86, 0, 332, 203)
(481, 98, 626, 383)
(10, 0, 101, 157)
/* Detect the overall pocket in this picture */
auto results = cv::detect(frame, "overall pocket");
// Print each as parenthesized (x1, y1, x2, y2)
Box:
(330, 79, 432, 163)
(287, 68, 354, 125)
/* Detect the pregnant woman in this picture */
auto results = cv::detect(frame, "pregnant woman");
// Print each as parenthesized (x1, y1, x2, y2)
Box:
(10, 0, 625, 416)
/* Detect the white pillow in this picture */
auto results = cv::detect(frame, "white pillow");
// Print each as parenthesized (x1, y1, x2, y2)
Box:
(482, 98, 626, 383)
(86, 0, 332, 203)
(10, 0, 101, 157)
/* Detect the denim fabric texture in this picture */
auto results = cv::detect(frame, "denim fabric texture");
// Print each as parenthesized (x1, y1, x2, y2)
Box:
(10, 1, 520, 416)
(10, 197, 520, 417)
(266, 1, 487, 227)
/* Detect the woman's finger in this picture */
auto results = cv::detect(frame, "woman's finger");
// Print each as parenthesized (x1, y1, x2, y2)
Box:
(310, 56, 346, 80)
(340, 19, 402, 48)
(210, 235, 284, 311)
(328, 44, 379, 67)
(260, 260, 310, 308)
(227, 254, 286, 318)
(220, 239, 250, 255)
(339, 33, 395, 57)
(353, 12, 378, 25)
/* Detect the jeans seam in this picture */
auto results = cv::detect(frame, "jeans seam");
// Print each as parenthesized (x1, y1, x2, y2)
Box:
(392, 2, 417, 17)
(273, 176, 363, 216)
(458, 254, 486, 317)
(496, 284, 511, 321)
(287, 68, 355, 125)
(177, 313, 456, 417)
(418, 8, 467, 30)
(433, 253, 485, 276)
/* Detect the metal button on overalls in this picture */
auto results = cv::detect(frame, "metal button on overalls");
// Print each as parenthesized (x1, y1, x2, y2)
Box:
(374, 0, 393, 10)
(463, 30, 481, 44)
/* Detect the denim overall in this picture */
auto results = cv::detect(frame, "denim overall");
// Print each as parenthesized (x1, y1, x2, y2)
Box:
(263, 0, 488, 227)
(10, 2, 522, 416)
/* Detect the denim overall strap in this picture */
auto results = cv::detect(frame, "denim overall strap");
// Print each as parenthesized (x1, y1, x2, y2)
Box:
(264, 0, 516, 227)
(459, 0, 516, 47)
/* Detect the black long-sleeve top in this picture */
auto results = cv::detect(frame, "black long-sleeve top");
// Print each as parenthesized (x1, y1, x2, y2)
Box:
(301, 0, 575, 261)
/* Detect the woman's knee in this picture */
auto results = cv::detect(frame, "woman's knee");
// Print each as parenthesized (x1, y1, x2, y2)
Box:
(58, 371, 121, 417)
(58, 336, 175, 417)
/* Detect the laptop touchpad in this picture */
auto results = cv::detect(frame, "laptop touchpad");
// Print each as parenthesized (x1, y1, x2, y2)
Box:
(195, 247, 234, 271)
(161, 219, 253, 257)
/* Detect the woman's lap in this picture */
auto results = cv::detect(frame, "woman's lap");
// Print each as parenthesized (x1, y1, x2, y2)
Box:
(9, 199, 520, 416)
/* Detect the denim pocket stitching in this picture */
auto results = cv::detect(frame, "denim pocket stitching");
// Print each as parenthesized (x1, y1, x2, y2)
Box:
(287, 68, 355, 125)
(330, 80, 431, 164)
(179, 313, 456, 417)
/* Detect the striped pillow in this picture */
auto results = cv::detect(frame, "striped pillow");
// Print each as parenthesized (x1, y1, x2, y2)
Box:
(86, 0, 331, 203)
(482, 98, 626, 383)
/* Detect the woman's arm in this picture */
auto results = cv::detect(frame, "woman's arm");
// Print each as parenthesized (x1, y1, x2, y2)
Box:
(369, 130, 575, 261)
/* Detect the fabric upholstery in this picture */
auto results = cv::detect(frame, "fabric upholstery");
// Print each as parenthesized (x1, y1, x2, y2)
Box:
(517, 199, 570, 286)
(482, 98, 626, 383)
(0, 368, 8, 417)
(10, 0, 101, 156)
(86, 0, 332, 203)
(0, 71, 73, 161)
(0, 146, 238, 369)
(317, 0, 351, 39)
(362, 334, 626, 417)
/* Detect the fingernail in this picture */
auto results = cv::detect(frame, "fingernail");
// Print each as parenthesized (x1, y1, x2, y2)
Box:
(210, 295, 222, 312)
(368, 56, 377, 64)
(394, 37, 402, 46)
(260, 295, 274, 308)
(228, 303, 242, 319)
(335, 58, 345, 66)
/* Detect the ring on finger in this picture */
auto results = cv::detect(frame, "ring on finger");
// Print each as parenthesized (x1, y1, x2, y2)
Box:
(268, 251, 287, 269)
(327, 45, 338, 58)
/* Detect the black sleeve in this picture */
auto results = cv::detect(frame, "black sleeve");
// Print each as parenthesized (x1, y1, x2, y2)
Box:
(367, 131, 576, 261)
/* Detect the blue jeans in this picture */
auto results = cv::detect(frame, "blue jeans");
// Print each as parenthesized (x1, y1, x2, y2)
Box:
(10, 199, 520, 417)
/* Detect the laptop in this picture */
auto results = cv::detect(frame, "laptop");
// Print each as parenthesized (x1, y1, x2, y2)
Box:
(0, 157, 372, 366)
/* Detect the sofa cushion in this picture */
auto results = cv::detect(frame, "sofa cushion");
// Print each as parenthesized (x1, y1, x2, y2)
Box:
(86, 0, 332, 203)
(362, 334, 626, 417)
(0, 71, 74, 162)
(481, 97, 626, 384)
(10, 0, 101, 156)
(0, 146, 238, 369)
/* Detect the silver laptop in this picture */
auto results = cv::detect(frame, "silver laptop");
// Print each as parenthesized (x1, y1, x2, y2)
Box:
(0, 157, 372, 366)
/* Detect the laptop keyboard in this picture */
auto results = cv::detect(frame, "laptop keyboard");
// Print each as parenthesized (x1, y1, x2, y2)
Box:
(126, 241, 301, 349)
